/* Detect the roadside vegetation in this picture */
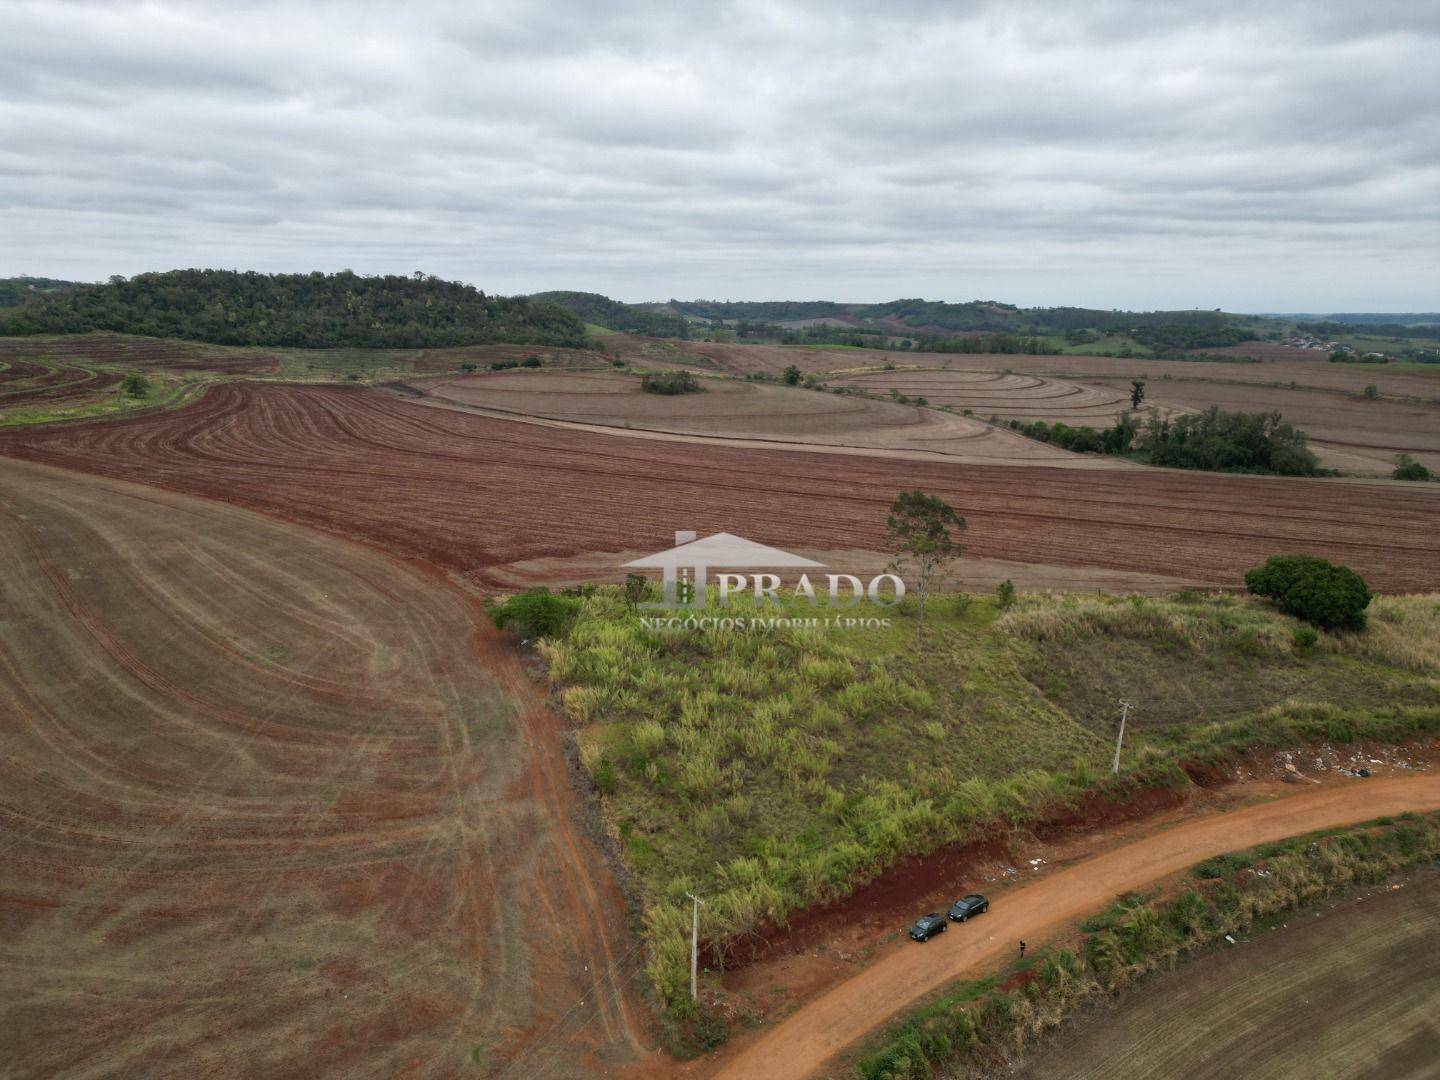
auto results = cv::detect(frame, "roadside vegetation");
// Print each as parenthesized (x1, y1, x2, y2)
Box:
(856, 812, 1440, 1080)
(530, 575, 1439, 1022)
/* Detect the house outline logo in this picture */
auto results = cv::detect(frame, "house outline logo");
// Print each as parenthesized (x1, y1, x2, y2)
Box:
(624, 530, 826, 609)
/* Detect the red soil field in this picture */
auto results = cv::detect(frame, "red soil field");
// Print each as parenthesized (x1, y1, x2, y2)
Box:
(616, 335, 1440, 405)
(831, 369, 1132, 424)
(1, 381, 1437, 591)
(410, 369, 1091, 466)
(956, 351, 1440, 401)
(0, 456, 643, 1076)
(408, 344, 608, 373)
(0, 357, 121, 406)
(1195, 342, 1329, 361)
(0, 332, 280, 374)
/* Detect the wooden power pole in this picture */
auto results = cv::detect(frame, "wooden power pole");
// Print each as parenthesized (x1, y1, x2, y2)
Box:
(1112, 700, 1132, 774)
(685, 891, 705, 1002)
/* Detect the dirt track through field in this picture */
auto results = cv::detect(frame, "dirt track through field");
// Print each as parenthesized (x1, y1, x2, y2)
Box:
(1, 382, 1438, 591)
(710, 773, 1440, 1080)
(0, 457, 643, 1077)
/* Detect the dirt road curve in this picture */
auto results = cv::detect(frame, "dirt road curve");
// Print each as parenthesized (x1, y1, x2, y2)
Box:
(712, 774, 1440, 1080)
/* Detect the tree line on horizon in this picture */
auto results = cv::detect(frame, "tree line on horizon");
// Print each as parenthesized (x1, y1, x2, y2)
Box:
(0, 269, 591, 350)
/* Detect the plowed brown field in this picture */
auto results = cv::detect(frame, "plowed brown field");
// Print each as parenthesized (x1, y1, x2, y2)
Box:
(0, 333, 280, 374)
(1195, 342, 1329, 361)
(0, 358, 121, 406)
(1, 382, 1437, 591)
(412, 370, 1089, 466)
(833, 369, 1133, 424)
(0, 457, 643, 1078)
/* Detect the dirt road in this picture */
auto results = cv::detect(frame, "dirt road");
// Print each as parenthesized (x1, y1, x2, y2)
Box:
(712, 773, 1440, 1080)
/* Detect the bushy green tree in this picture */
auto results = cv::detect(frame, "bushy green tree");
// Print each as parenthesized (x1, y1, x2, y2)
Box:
(1245, 554, 1371, 631)
(490, 589, 580, 638)
(640, 370, 700, 395)
(1393, 454, 1431, 481)
(1140, 407, 1321, 476)
(782, 364, 802, 385)
(119, 371, 150, 398)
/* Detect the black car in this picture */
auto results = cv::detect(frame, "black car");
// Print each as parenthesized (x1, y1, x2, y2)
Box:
(908, 912, 948, 941)
(948, 893, 990, 922)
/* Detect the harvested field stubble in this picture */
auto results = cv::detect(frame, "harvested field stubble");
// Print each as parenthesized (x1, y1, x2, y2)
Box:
(1, 382, 1438, 591)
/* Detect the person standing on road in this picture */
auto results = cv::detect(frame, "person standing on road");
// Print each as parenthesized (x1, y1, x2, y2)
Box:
(1019, 940, 1026, 958)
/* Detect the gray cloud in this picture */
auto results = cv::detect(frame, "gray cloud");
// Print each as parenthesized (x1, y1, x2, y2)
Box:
(1, 0, 1436, 309)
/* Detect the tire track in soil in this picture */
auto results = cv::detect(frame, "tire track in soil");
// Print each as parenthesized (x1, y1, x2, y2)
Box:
(466, 614, 649, 1073)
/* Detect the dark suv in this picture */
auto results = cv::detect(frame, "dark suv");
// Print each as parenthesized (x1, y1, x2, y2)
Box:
(908, 913, 948, 941)
(948, 893, 990, 922)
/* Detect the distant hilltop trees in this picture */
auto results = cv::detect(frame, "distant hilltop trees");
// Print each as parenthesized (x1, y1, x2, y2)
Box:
(0, 276, 78, 309)
(535, 291, 1263, 353)
(528, 290, 692, 339)
(0, 269, 590, 350)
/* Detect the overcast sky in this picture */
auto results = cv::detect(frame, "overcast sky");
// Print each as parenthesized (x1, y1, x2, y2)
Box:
(2, 1, 1437, 310)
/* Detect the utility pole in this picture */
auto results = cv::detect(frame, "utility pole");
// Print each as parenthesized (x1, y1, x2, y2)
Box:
(685, 891, 705, 1002)
(1112, 700, 1132, 774)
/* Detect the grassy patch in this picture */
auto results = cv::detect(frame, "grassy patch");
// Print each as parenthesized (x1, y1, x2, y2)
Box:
(540, 587, 1440, 1015)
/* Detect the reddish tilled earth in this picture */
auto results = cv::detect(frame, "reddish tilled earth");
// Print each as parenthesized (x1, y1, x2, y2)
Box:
(0, 456, 645, 1077)
(0, 332, 281, 374)
(1, 381, 1438, 591)
(0, 358, 121, 406)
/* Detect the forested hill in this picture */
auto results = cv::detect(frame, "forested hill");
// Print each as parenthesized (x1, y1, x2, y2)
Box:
(658, 297, 1255, 336)
(0, 276, 78, 309)
(528, 290, 691, 338)
(0, 270, 590, 349)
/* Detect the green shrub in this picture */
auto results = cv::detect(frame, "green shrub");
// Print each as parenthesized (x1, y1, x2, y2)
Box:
(522, 355, 541, 368)
(1291, 625, 1319, 650)
(1245, 555, 1371, 631)
(459, 361, 478, 373)
(996, 579, 1016, 609)
(593, 759, 619, 794)
(490, 589, 580, 638)
(120, 371, 150, 398)
(1393, 455, 1431, 481)
(641, 370, 701, 395)
(1193, 851, 1254, 878)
